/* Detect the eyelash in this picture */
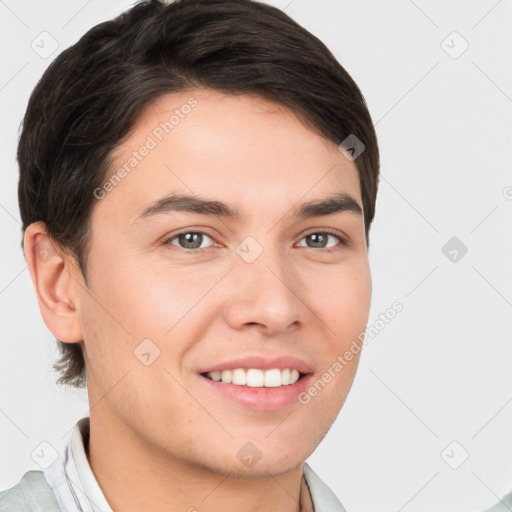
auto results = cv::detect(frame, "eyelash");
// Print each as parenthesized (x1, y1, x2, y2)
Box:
(162, 228, 348, 255)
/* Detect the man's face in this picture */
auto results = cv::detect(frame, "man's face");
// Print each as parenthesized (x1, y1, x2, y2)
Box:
(74, 88, 371, 476)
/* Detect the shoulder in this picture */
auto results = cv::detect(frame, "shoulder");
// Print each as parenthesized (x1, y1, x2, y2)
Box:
(483, 491, 512, 512)
(0, 470, 60, 512)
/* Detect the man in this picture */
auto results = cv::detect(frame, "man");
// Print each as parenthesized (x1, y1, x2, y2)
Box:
(0, 0, 380, 510)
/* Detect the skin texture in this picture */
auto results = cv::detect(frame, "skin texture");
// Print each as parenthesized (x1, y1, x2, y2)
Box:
(24, 88, 372, 512)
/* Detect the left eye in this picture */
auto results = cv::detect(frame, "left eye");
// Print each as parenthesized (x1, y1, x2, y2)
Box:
(297, 232, 343, 249)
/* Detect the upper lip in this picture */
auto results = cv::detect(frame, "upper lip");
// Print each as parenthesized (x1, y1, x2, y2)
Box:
(198, 355, 314, 375)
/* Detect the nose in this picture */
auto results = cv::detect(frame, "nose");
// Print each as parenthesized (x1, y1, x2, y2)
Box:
(223, 244, 303, 336)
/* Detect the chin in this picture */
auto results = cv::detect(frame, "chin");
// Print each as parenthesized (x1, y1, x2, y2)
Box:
(208, 454, 307, 480)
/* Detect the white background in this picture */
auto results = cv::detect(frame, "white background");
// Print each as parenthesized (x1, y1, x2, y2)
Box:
(1, 1, 511, 511)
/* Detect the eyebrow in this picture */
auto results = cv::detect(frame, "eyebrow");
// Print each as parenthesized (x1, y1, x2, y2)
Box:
(133, 191, 362, 224)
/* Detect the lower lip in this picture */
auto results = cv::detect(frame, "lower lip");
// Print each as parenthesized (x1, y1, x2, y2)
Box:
(199, 373, 313, 412)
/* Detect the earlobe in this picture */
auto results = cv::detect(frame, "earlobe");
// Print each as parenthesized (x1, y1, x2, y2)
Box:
(23, 222, 84, 343)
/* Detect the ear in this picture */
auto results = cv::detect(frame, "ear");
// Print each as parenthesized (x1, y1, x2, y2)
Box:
(23, 221, 84, 343)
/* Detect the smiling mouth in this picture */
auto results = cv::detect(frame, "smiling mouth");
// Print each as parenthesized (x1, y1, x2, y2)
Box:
(200, 368, 307, 388)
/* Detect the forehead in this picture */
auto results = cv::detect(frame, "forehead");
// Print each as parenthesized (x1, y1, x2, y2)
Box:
(96, 88, 362, 227)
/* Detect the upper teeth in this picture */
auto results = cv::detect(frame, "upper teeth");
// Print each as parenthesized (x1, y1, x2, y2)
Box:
(205, 368, 301, 387)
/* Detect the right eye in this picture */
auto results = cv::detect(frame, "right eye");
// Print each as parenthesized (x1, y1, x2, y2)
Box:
(162, 231, 217, 253)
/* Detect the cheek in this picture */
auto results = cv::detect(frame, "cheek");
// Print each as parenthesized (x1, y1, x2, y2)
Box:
(307, 259, 372, 336)
(77, 252, 172, 381)
(85, 251, 183, 336)
(78, 290, 133, 397)
(81, 255, 227, 380)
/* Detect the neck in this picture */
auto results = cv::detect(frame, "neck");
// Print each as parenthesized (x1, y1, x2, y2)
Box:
(86, 408, 314, 512)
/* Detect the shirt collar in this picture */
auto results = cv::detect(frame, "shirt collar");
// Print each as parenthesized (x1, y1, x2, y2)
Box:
(69, 417, 113, 512)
